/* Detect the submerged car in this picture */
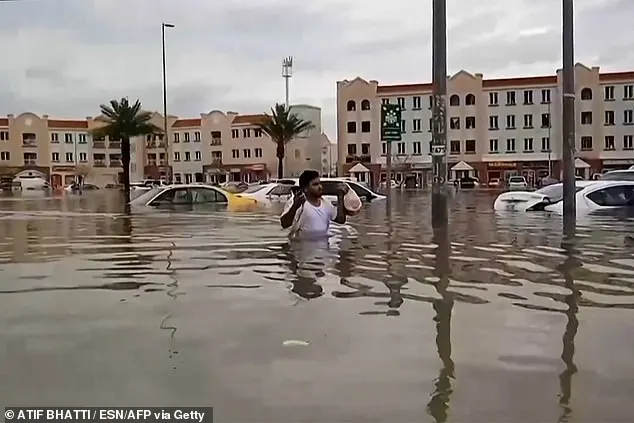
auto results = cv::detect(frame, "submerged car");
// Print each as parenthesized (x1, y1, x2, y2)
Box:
(493, 180, 634, 213)
(599, 169, 634, 181)
(129, 183, 258, 211)
(507, 176, 528, 190)
(240, 178, 386, 204)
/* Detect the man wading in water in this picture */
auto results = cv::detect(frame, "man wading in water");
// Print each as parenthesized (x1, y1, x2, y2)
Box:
(280, 170, 349, 239)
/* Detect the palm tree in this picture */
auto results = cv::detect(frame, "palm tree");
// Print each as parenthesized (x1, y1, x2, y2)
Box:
(256, 103, 315, 178)
(91, 98, 161, 201)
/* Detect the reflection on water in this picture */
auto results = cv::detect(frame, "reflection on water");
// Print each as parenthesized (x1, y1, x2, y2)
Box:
(1, 190, 634, 422)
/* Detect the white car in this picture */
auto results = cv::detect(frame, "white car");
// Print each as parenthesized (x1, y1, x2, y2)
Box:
(493, 180, 634, 214)
(599, 169, 634, 181)
(507, 176, 528, 190)
(240, 178, 386, 204)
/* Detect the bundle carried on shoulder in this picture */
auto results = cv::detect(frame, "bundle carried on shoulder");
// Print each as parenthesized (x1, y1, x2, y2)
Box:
(342, 188, 362, 215)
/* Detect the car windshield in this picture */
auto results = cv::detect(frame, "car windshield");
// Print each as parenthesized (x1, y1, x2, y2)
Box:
(130, 186, 164, 204)
(509, 177, 525, 183)
(242, 185, 267, 193)
(535, 183, 585, 202)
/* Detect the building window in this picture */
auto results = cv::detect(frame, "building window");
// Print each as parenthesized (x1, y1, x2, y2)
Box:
(624, 135, 633, 150)
(255, 148, 263, 158)
(173, 133, 180, 143)
(195, 151, 201, 161)
(194, 131, 201, 141)
(541, 137, 550, 152)
(79, 152, 87, 162)
(506, 91, 516, 105)
(624, 110, 633, 125)
(174, 152, 180, 161)
(0, 131, 9, 141)
(581, 136, 593, 151)
(397, 97, 405, 109)
(52, 152, 59, 162)
(361, 121, 371, 133)
(449, 95, 460, 106)
(625, 85, 634, 100)
(78, 134, 87, 144)
(465, 116, 476, 129)
(231, 129, 239, 138)
(51, 133, 59, 143)
(523, 138, 533, 152)
(184, 152, 191, 161)
(604, 136, 615, 150)
(580, 88, 592, 100)
(400, 120, 406, 133)
(381, 142, 387, 155)
(542, 113, 551, 128)
(413, 141, 422, 155)
(242, 128, 251, 138)
(449, 140, 460, 154)
(254, 128, 262, 137)
(489, 116, 498, 130)
(412, 119, 422, 132)
(347, 122, 356, 133)
(361, 99, 371, 110)
(541, 89, 551, 103)
(506, 115, 515, 129)
(232, 149, 239, 158)
(0, 152, 9, 160)
(604, 86, 614, 101)
(243, 149, 250, 158)
(449, 117, 460, 130)
(489, 139, 498, 153)
(581, 111, 592, 125)
(396, 142, 405, 155)
(361, 143, 370, 155)
(64, 133, 73, 144)
(523, 90, 533, 105)
(346, 101, 356, 111)
(605, 110, 615, 125)
(465, 139, 476, 153)
(506, 138, 516, 152)
(412, 96, 421, 110)
(65, 152, 73, 162)
(347, 144, 357, 155)
(523, 114, 533, 128)
(381, 98, 389, 105)
(184, 132, 190, 142)
(488, 92, 498, 106)
(465, 94, 475, 105)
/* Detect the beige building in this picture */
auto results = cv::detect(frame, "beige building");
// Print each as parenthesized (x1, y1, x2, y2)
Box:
(320, 133, 337, 176)
(0, 104, 323, 187)
(337, 63, 634, 187)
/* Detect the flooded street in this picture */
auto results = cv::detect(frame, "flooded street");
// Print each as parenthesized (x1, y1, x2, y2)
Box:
(1, 190, 634, 423)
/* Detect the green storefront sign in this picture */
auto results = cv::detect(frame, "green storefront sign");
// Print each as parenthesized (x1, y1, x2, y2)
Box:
(380, 103, 402, 142)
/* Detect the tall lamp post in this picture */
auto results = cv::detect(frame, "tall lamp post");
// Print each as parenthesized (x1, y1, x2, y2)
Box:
(162, 22, 175, 181)
(561, 0, 576, 233)
(282, 57, 293, 177)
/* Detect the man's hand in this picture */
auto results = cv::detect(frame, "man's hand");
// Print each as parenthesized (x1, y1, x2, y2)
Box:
(292, 191, 306, 207)
(336, 183, 350, 196)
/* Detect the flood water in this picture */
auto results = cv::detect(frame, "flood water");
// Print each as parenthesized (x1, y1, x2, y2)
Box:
(1, 189, 634, 423)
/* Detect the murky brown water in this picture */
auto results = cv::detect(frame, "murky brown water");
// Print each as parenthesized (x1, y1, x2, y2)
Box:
(1, 189, 634, 422)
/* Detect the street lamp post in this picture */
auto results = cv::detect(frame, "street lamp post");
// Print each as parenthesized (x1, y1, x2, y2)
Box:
(548, 100, 552, 177)
(162, 22, 174, 181)
(561, 0, 576, 233)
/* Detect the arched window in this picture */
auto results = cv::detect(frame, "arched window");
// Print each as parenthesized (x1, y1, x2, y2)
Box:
(449, 95, 460, 106)
(346, 100, 356, 111)
(361, 99, 370, 110)
(581, 88, 592, 100)
(465, 94, 476, 105)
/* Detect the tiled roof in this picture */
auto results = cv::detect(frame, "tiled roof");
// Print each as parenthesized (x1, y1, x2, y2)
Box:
(47, 119, 88, 129)
(172, 118, 201, 128)
(232, 114, 266, 125)
(0, 118, 8, 126)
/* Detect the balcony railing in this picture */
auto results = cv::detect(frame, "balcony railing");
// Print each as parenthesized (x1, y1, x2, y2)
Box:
(93, 160, 106, 167)
(93, 141, 106, 148)
(109, 160, 122, 168)
(146, 141, 157, 149)
(109, 142, 121, 149)
(23, 159, 37, 166)
(210, 158, 223, 166)
(22, 141, 37, 147)
(211, 138, 222, 146)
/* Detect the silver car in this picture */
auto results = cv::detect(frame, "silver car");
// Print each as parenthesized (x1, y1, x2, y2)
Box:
(507, 176, 528, 190)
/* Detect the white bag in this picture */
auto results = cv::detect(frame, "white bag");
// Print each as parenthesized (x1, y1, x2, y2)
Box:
(342, 188, 362, 215)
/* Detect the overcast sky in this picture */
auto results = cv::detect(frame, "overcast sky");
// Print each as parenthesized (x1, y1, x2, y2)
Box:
(0, 0, 630, 140)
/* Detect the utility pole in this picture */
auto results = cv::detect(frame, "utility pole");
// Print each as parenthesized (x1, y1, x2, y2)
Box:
(431, 0, 448, 229)
(548, 99, 552, 177)
(162, 22, 174, 182)
(282, 56, 293, 177)
(562, 0, 576, 234)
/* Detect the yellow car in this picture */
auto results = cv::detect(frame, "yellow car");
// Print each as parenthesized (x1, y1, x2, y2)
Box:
(129, 183, 259, 211)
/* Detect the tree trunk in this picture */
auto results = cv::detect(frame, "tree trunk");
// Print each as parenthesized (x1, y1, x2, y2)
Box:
(276, 143, 285, 179)
(121, 136, 131, 204)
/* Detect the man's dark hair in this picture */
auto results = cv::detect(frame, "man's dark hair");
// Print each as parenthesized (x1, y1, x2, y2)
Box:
(298, 170, 320, 189)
